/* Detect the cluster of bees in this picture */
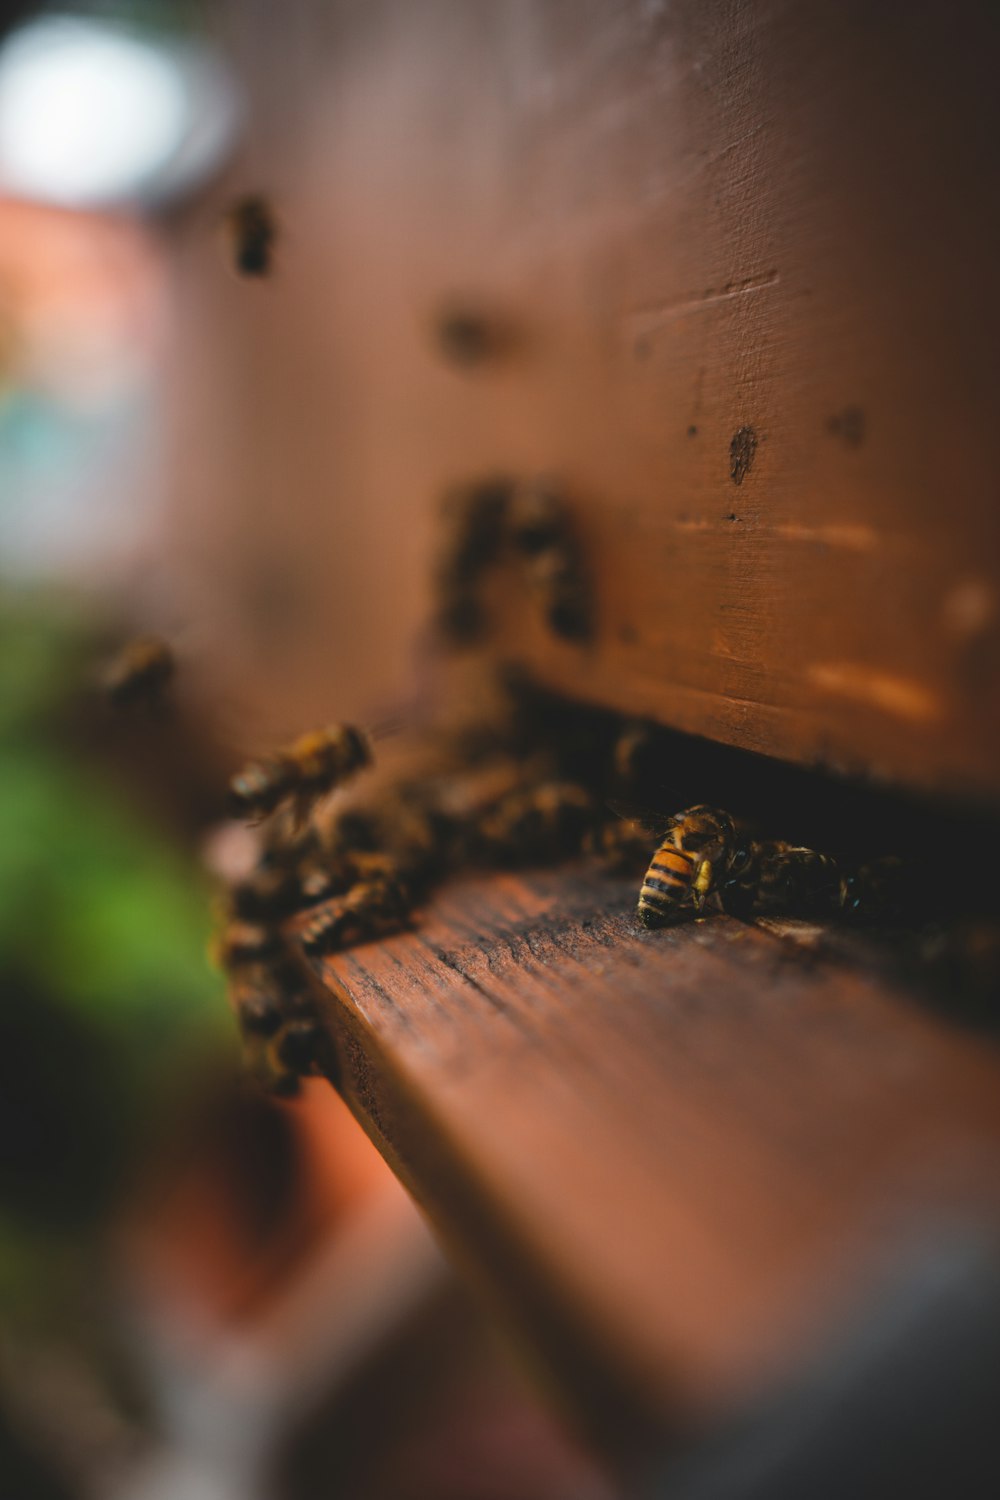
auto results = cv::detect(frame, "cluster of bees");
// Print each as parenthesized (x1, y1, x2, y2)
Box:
(434, 475, 593, 647)
(95, 199, 918, 1095)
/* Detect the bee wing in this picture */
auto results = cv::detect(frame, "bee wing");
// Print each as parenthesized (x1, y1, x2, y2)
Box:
(604, 799, 671, 838)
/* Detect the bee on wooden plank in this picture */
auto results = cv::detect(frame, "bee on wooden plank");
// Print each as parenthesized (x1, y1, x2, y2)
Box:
(632, 804, 907, 927)
(475, 780, 598, 865)
(211, 919, 287, 972)
(635, 805, 740, 927)
(272, 1017, 330, 1079)
(224, 195, 278, 278)
(507, 480, 593, 642)
(299, 872, 413, 959)
(227, 863, 303, 923)
(228, 973, 285, 1039)
(101, 634, 176, 710)
(228, 723, 377, 826)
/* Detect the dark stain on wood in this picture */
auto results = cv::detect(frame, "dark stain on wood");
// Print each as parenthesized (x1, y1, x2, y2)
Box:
(729, 426, 758, 484)
(827, 405, 867, 447)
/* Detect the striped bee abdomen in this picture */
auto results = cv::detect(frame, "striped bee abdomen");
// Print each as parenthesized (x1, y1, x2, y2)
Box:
(637, 842, 696, 927)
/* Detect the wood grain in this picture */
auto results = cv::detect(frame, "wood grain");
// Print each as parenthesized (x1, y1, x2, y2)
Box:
(170, 0, 1000, 798)
(291, 864, 1000, 1454)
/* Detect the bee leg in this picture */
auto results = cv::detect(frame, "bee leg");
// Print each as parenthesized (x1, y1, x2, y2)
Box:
(690, 859, 715, 912)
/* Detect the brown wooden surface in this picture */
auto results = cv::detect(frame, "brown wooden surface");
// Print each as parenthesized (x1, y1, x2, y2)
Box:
(292, 865, 1000, 1455)
(169, 0, 1000, 798)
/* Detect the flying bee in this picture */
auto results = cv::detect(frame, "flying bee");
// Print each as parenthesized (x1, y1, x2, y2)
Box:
(228, 756, 299, 823)
(611, 720, 658, 791)
(101, 634, 175, 710)
(298, 873, 413, 959)
(433, 476, 512, 645)
(224, 195, 278, 278)
(636, 805, 740, 927)
(506, 480, 593, 642)
(228, 722, 377, 826)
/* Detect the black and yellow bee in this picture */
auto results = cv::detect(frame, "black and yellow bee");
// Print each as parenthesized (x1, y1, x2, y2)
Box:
(474, 780, 597, 865)
(433, 477, 512, 645)
(101, 634, 175, 709)
(299, 870, 413, 959)
(632, 804, 905, 927)
(506, 481, 594, 643)
(224, 195, 278, 278)
(636, 805, 740, 926)
(228, 724, 375, 825)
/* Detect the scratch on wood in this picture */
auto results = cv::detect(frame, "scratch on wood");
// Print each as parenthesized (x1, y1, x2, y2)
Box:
(623, 270, 779, 341)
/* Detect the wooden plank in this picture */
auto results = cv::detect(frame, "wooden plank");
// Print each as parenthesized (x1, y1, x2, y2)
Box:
(171, 0, 1000, 798)
(290, 864, 1000, 1455)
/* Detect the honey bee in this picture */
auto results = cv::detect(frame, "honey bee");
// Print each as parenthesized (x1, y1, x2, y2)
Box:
(507, 481, 593, 642)
(475, 780, 597, 864)
(225, 195, 278, 278)
(611, 720, 657, 790)
(832, 854, 908, 922)
(433, 477, 512, 645)
(272, 1017, 330, 1079)
(227, 864, 302, 923)
(228, 973, 284, 1039)
(299, 872, 413, 959)
(228, 723, 375, 825)
(634, 807, 907, 927)
(211, 919, 287, 972)
(101, 634, 175, 709)
(227, 954, 327, 1095)
(636, 805, 740, 927)
(735, 841, 842, 918)
(586, 813, 654, 871)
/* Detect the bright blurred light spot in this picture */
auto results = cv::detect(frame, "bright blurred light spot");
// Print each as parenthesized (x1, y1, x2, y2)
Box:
(0, 16, 238, 208)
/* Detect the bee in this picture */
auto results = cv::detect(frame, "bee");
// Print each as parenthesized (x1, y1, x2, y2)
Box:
(299, 872, 413, 959)
(507, 481, 593, 642)
(227, 959, 326, 1095)
(272, 1017, 331, 1079)
(211, 919, 287, 972)
(434, 477, 512, 645)
(475, 780, 598, 865)
(611, 720, 657, 790)
(586, 813, 654, 872)
(224, 195, 278, 278)
(634, 808, 908, 927)
(227, 863, 303, 923)
(228, 972, 285, 1039)
(101, 634, 175, 709)
(833, 854, 908, 923)
(228, 723, 376, 825)
(636, 805, 740, 927)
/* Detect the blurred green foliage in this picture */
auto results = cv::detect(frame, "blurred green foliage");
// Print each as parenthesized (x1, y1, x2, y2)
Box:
(0, 590, 230, 1274)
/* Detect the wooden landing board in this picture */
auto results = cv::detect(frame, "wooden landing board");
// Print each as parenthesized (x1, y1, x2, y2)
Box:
(292, 864, 1000, 1455)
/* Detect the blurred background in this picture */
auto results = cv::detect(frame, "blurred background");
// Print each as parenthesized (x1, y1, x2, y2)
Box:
(0, 2, 619, 1496)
